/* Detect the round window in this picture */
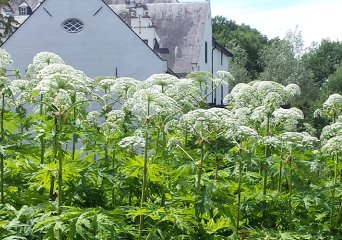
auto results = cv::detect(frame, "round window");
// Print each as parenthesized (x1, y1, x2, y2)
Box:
(62, 18, 84, 33)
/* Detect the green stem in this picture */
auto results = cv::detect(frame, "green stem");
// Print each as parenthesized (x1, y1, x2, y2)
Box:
(278, 156, 283, 193)
(236, 146, 243, 236)
(0, 94, 4, 204)
(104, 140, 109, 164)
(57, 113, 63, 215)
(197, 140, 205, 189)
(139, 100, 151, 240)
(288, 154, 293, 230)
(215, 140, 219, 180)
(112, 150, 115, 207)
(263, 115, 270, 196)
(331, 152, 339, 230)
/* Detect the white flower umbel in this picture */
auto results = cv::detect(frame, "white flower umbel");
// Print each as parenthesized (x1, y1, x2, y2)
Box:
(216, 71, 235, 84)
(124, 88, 179, 120)
(186, 72, 213, 90)
(322, 136, 342, 154)
(26, 52, 64, 80)
(96, 77, 116, 93)
(279, 131, 318, 151)
(110, 77, 140, 100)
(285, 83, 301, 98)
(0, 49, 13, 67)
(320, 122, 342, 143)
(86, 111, 101, 126)
(322, 94, 342, 121)
(9, 79, 30, 95)
(0, 77, 11, 96)
(35, 63, 93, 95)
(232, 107, 252, 126)
(226, 80, 294, 110)
(226, 125, 259, 144)
(51, 89, 72, 111)
(118, 135, 145, 150)
(272, 107, 304, 131)
(142, 74, 179, 93)
(165, 78, 201, 110)
(224, 83, 253, 108)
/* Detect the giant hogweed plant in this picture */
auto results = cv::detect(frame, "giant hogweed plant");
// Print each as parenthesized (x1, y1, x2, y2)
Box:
(1, 49, 342, 239)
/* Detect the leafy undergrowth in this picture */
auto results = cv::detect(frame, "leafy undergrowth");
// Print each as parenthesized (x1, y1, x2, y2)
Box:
(0, 51, 342, 239)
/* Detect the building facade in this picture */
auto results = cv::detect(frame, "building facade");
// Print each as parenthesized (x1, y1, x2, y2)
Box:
(1, 0, 233, 104)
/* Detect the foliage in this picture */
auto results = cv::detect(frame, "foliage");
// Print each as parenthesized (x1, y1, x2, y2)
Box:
(0, 50, 342, 240)
(212, 16, 268, 80)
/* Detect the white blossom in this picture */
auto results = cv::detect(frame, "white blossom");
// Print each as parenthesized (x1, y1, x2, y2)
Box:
(0, 49, 13, 67)
(320, 122, 342, 143)
(322, 94, 342, 119)
(226, 125, 259, 143)
(142, 74, 178, 92)
(216, 71, 235, 83)
(232, 107, 252, 125)
(165, 78, 201, 110)
(26, 52, 64, 80)
(97, 78, 116, 92)
(86, 111, 100, 125)
(110, 77, 140, 99)
(322, 136, 342, 154)
(35, 63, 93, 95)
(118, 135, 145, 149)
(9, 79, 30, 95)
(124, 88, 179, 120)
(272, 107, 304, 131)
(51, 89, 72, 110)
(285, 83, 301, 97)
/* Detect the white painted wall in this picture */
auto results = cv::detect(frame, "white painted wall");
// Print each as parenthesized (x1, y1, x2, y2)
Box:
(197, 6, 212, 73)
(2, 0, 167, 80)
(212, 47, 230, 106)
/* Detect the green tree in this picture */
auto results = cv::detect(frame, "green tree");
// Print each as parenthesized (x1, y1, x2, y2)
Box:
(212, 16, 268, 80)
(303, 39, 342, 85)
(258, 30, 319, 120)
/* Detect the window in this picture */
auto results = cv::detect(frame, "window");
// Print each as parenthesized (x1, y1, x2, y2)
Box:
(205, 41, 208, 63)
(19, 7, 27, 15)
(62, 19, 84, 33)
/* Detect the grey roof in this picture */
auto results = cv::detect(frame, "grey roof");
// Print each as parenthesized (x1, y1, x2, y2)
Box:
(6, 0, 210, 75)
(107, 0, 179, 4)
(111, 2, 210, 74)
(8, 0, 40, 14)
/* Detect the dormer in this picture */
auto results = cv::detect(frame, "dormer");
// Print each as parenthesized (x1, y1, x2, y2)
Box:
(18, 2, 32, 16)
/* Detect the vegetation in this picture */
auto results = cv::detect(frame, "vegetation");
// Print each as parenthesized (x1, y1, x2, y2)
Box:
(0, 50, 342, 239)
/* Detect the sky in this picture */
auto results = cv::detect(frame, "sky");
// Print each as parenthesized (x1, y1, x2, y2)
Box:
(183, 0, 342, 47)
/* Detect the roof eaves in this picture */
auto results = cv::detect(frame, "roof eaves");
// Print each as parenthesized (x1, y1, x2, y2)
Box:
(103, 0, 167, 63)
(1, 0, 46, 47)
(212, 38, 234, 58)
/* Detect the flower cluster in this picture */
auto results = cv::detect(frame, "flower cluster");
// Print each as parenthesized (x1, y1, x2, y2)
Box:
(0, 49, 13, 67)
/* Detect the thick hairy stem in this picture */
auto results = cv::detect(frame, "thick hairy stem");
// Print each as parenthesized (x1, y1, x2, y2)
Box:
(288, 155, 293, 230)
(197, 141, 205, 190)
(0, 94, 4, 203)
(57, 113, 63, 215)
(331, 153, 339, 230)
(139, 100, 150, 240)
(112, 150, 115, 206)
(263, 115, 270, 195)
(278, 158, 283, 193)
(40, 94, 46, 165)
(215, 140, 219, 180)
(0, 154, 3, 204)
(236, 147, 243, 236)
(104, 140, 109, 164)
(49, 116, 58, 201)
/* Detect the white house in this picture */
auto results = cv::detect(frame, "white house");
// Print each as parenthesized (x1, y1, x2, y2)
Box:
(1, 0, 233, 105)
